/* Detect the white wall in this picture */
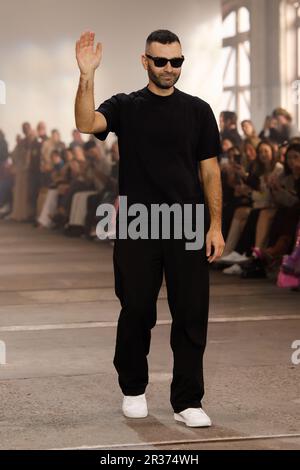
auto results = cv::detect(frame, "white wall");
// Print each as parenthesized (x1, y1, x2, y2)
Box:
(0, 0, 222, 150)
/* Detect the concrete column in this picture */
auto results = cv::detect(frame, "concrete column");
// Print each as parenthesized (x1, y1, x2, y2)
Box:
(249, 0, 282, 130)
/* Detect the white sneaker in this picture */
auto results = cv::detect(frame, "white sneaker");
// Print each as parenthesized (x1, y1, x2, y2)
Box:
(218, 251, 249, 264)
(0, 203, 10, 214)
(223, 263, 242, 275)
(174, 407, 212, 427)
(122, 393, 148, 418)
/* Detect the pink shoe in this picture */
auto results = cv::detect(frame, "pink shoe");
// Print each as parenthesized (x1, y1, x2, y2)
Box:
(277, 270, 300, 288)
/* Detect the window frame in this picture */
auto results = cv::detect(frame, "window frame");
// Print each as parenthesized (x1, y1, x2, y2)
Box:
(222, 2, 251, 119)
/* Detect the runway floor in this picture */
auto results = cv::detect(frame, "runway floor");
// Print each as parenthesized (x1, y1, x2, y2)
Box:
(0, 220, 299, 450)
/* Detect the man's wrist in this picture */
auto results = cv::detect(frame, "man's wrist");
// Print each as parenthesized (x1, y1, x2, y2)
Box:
(80, 71, 95, 81)
(209, 223, 222, 232)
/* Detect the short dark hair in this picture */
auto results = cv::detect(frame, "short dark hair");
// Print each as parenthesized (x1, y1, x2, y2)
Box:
(146, 29, 181, 49)
(221, 111, 238, 125)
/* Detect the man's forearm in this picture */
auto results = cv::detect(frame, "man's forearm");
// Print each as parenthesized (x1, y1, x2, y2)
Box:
(202, 170, 223, 231)
(75, 72, 96, 132)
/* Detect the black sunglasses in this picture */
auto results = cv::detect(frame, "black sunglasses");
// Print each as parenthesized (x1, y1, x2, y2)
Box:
(146, 54, 185, 68)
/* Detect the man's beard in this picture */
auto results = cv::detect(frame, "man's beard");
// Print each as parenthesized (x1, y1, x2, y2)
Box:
(148, 67, 180, 90)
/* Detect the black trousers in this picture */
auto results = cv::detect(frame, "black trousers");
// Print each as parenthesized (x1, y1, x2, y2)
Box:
(112, 208, 210, 413)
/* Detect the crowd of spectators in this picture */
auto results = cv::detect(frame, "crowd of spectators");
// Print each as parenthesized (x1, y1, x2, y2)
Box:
(218, 108, 300, 285)
(0, 123, 119, 240)
(0, 105, 299, 287)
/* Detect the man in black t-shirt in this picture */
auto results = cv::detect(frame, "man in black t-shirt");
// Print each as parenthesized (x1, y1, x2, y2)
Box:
(75, 29, 225, 428)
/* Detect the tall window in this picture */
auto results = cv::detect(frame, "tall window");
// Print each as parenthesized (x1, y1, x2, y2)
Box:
(221, 5, 251, 120)
(290, 0, 300, 126)
(281, 0, 300, 127)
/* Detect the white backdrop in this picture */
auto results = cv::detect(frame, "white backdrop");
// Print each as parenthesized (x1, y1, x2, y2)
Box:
(0, 0, 222, 149)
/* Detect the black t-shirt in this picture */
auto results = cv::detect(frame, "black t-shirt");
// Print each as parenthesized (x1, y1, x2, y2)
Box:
(93, 85, 221, 207)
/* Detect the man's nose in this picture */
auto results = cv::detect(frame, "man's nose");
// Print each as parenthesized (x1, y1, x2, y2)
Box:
(164, 61, 173, 72)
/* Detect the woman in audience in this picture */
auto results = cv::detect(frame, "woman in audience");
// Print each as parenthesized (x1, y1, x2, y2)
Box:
(64, 141, 112, 236)
(220, 140, 284, 273)
(241, 120, 260, 147)
(221, 144, 254, 240)
(220, 139, 259, 257)
(36, 150, 67, 228)
(253, 142, 300, 267)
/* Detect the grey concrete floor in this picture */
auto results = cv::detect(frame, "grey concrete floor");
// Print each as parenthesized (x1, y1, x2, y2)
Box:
(0, 220, 299, 450)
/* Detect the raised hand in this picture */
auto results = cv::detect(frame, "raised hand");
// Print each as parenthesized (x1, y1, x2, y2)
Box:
(76, 31, 102, 76)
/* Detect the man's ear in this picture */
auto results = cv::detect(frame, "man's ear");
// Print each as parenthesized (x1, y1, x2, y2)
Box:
(141, 54, 148, 71)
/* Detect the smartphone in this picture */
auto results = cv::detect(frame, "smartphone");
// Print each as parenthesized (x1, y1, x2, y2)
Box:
(234, 153, 242, 165)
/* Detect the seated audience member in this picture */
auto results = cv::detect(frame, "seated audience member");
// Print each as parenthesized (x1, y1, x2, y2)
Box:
(220, 111, 243, 148)
(0, 140, 14, 218)
(219, 138, 234, 167)
(28, 122, 48, 219)
(253, 142, 300, 267)
(61, 141, 112, 235)
(221, 145, 252, 239)
(241, 119, 260, 148)
(10, 123, 35, 222)
(220, 140, 284, 273)
(272, 107, 300, 142)
(0, 129, 8, 162)
(259, 115, 281, 143)
(84, 140, 119, 239)
(36, 150, 66, 228)
(40, 129, 65, 187)
(70, 129, 84, 150)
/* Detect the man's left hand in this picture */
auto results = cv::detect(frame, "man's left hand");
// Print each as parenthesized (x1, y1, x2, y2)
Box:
(206, 228, 225, 263)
